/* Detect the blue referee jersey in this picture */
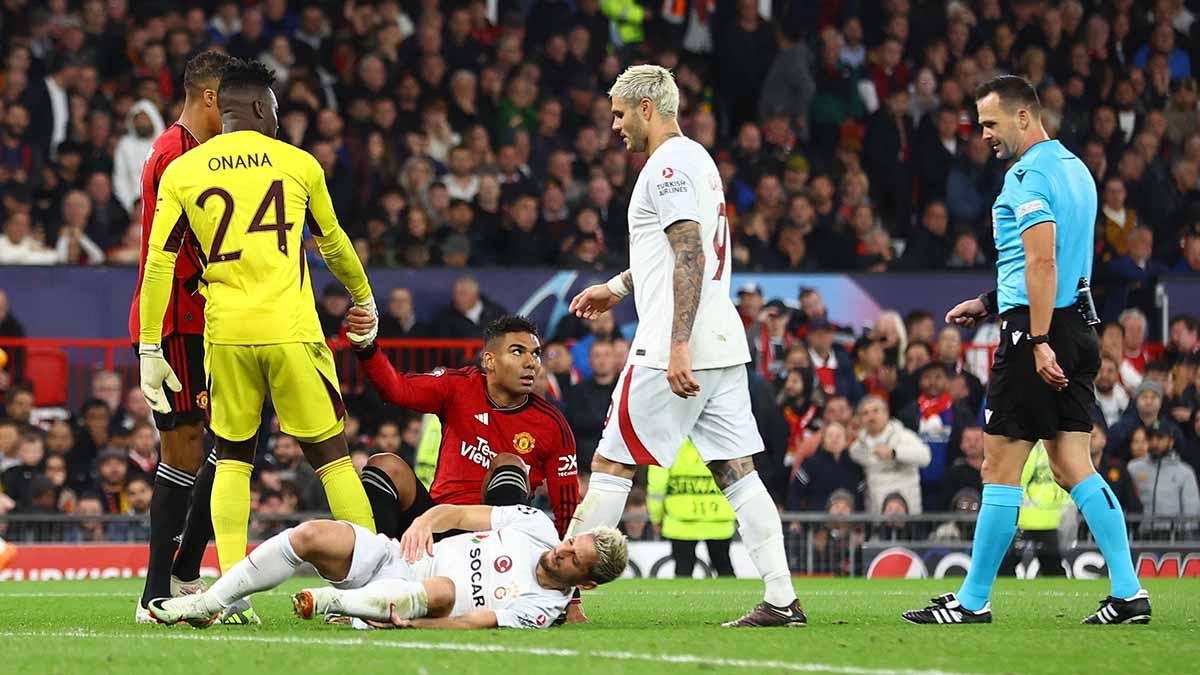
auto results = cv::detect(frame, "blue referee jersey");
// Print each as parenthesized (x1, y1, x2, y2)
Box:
(992, 139, 1096, 313)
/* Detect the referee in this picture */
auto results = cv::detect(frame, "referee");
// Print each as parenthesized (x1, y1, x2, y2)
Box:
(902, 75, 1150, 626)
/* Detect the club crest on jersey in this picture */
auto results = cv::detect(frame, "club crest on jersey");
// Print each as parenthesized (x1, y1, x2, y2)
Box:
(513, 431, 536, 454)
(494, 555, 513, 573)
(195, 391, 209, 410)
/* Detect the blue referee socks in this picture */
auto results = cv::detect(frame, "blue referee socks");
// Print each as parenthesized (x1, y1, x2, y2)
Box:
(958, 484, 1023, 611)
(1071, 473, 1141, 599)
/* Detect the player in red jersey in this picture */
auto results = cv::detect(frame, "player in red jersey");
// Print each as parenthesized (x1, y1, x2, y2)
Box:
(127, 51, 232, 623)
(347, 312, 588, 622)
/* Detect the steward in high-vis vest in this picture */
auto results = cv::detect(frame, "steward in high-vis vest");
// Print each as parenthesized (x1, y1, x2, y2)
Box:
(648, 440, 736, 577)
(1002, 442, 1072, 577)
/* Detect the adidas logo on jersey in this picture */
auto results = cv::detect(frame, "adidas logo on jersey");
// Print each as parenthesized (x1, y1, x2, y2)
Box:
(475, 412, 489, 425)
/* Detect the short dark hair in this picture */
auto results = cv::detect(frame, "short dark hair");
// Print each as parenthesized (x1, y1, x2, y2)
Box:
(183, 50, 232, 94)
(975, 74, 1041, 114)
(483, 314, 539, 344)
(218, 58, 276, 97)
(1171, 314, 1199, 333)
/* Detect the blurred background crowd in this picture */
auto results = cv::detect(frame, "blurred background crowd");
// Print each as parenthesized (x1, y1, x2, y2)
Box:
(1, 0, 1199, 554)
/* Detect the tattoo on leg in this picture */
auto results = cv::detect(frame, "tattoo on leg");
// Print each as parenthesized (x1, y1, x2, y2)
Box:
(709, 456, 755, 490)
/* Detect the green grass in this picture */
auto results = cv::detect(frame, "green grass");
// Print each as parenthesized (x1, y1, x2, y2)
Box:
(0, 577, 1196, 674)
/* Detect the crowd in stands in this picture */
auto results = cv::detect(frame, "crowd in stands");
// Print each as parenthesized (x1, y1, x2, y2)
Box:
(0, 1, 1196, 286)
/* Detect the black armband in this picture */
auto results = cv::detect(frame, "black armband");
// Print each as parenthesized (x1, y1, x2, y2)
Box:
(353, 342, 379, 360)
(977, 290, 999, 316)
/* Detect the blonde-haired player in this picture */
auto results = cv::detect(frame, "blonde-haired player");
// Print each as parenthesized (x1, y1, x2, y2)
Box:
(139, 59, 378, 623)
(150, 504, 628, 630)
(568, 65, 805, 627)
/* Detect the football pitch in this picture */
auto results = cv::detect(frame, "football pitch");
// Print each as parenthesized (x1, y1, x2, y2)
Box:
(0, 577, 1196, 674)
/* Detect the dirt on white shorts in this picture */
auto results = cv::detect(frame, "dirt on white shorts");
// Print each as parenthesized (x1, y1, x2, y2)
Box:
(321, 522, 433, 589)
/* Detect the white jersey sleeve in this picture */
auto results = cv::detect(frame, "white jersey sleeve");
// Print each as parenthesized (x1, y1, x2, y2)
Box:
(490, 505, 559, 548)
(494, 589, 572, 629)
(625, 137, 751, 371)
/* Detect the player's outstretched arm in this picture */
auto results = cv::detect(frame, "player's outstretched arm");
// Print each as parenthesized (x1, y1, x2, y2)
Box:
(388, 609, 499, 630)
(665, 220, 704, 398)
(305, 154, 376, 345)
(351, 339, 455, 414)
(399, 504, 494, 562)
(568, 269, 631, 319)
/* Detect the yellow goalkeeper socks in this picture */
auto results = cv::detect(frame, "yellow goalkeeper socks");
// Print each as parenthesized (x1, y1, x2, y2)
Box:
(211, 459, 254, 574)
(316, 456, 376, 533)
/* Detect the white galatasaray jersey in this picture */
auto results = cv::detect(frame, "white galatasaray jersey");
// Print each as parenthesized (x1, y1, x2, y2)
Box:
(430, 505, 570, 629)
(626, 136, 750, 370)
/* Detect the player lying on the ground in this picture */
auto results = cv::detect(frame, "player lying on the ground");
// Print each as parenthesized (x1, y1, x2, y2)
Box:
(149, 503, 627, 629)
(345, 312, 587, 622)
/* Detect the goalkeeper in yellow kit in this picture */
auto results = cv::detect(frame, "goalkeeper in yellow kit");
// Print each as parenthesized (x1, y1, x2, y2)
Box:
(139, 59, 377, 623)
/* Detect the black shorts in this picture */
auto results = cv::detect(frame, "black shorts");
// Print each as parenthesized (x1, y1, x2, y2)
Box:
(984, 306, 1099, 442)
(131, 333, 208, 431)
(402, 465, 530, 541)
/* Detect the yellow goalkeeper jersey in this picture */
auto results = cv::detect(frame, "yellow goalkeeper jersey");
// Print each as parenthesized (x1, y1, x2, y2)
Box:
(140, 130, 371, 346)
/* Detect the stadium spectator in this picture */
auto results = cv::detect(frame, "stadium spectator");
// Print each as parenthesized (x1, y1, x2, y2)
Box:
(55, 190, 105, 265)
(933, 326, 984, 412)
(568, 311, 620, 381)
(808, 319, 860, 402)
(1107, 380, 1183, 461)
(748, 299, 796, 381)
(898, 362, 974, 508)
(1, 430, 44, 510)
(95, 447, 130, 514)
(1165, 315, 1200, 364)
(850, 395, 931, 514)
(564, 339, 618, 471)
(111, 100, 164, 212)
(1094, 357, 1130, 429)
(0, 212, 60, 264)
(899, 202, 951, 270)
(5, 383, 33, 428)
(268, 433, 327, 513)
(1118, 308, 1161, 390)
(1174, 224, 1200, 274)
(1091, 423, 1140, 513)
(429, 276, 505, 339)
(1128, 425, 1200, 535)
(126, 421, 158, 479)
(377, 287, 424, 339)
(787, 421, 862, 512)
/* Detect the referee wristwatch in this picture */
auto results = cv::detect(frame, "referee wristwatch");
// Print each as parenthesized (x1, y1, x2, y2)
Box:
(1028, 334, 1051, 345)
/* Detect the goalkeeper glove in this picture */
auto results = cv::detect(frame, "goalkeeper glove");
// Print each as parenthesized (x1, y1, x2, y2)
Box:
(346, 296, 378, 348)
(139, 343, 182, 414)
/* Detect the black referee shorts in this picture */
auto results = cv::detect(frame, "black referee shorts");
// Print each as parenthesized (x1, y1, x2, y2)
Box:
(984, 306, 1100, 442)
(131, 333, 208, 431)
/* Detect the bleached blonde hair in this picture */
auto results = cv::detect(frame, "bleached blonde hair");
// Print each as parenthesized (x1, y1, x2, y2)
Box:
(586, 526, 629, 584)
(607, 65, 680, 119)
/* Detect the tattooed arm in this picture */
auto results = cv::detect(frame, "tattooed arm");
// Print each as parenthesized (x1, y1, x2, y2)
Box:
(665, 220, 705, 397)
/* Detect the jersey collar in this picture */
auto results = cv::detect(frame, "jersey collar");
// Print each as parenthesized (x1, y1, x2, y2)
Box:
(482, 375, 531, 413)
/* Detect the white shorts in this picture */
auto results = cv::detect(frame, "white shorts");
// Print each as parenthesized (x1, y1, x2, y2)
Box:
(322, 522, 433, 590)
(594, 363, 763, 468)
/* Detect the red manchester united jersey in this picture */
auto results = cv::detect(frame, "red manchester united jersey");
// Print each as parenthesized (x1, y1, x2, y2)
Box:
(359, 349, 580, 536)
(128, 122, 207, 342)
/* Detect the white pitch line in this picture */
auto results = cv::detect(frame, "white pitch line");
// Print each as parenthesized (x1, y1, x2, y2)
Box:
(0, 630, 983, 675)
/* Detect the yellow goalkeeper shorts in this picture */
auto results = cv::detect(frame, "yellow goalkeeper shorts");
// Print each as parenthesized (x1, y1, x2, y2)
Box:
(204, 341, 345, 443)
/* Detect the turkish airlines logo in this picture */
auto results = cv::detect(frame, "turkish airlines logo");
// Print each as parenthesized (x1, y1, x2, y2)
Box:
(662, 167, 674, 179)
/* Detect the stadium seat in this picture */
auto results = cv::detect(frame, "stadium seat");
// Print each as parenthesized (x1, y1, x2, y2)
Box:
(25, 346, 70, 406)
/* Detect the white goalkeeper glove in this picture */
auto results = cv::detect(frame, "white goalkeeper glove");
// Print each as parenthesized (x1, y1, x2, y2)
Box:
(139, 343, 182, 414)
(346, 297, 379, 348)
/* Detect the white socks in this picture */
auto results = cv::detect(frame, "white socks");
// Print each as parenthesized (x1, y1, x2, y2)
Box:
(566, 472, 633, 537)
(327, 579, 428, 621)
(722, 471, 796, 607)
(206, 528, 304, 611)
